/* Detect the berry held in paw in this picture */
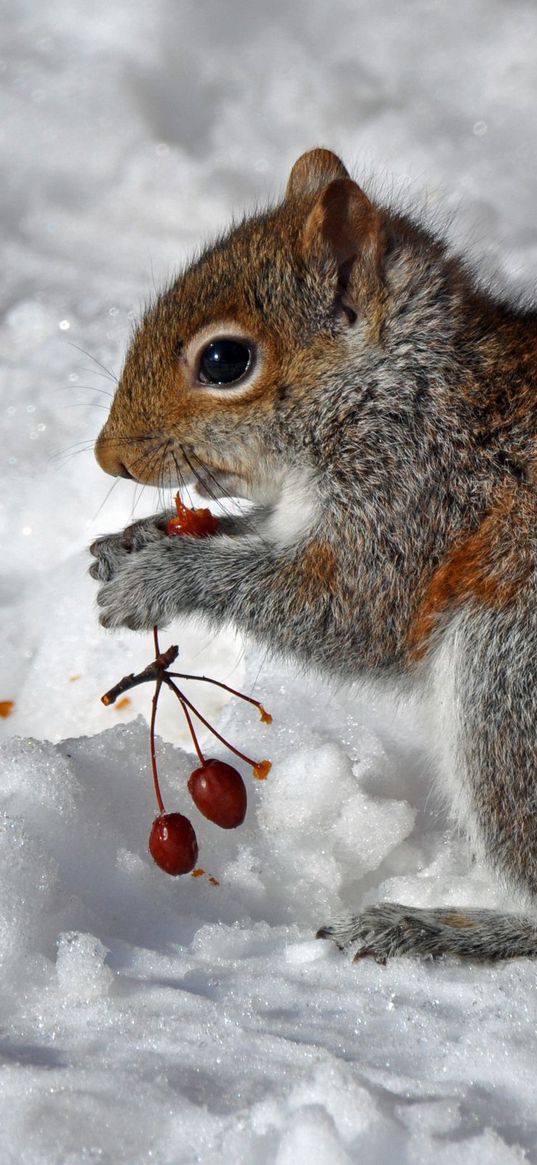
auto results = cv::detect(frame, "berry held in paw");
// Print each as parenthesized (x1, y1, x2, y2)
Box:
(166, 493, 220, 538)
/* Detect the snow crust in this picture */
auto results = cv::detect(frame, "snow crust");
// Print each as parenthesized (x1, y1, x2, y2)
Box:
(2, 1, 537, 1161)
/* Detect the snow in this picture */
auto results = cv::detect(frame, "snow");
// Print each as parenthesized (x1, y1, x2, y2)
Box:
(2, 1, 537, 1161)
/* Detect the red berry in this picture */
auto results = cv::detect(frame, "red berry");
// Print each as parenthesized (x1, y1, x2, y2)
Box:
(188, 759, 247, 829)
(148, 813, 198, 875)
(166, 496, 220, 538)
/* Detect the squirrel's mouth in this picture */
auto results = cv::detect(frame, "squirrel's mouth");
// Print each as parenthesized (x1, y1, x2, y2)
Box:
(177, 445, 256, 501)
(182, 461, 251, 502)
(195, 470, 243, 498)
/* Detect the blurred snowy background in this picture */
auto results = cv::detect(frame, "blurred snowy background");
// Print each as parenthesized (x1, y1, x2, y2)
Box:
(2, 1, 537, 1162)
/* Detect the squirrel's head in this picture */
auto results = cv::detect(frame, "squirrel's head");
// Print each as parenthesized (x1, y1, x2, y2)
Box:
(95, 149, 435, 502)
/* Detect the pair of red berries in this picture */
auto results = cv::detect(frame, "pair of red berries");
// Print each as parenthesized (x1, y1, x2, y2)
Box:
(149, 759, 247, 875)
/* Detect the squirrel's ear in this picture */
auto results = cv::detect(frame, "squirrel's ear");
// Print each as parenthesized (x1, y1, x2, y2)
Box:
(286, 149, 350, 201)
(302, 177, 382, 308)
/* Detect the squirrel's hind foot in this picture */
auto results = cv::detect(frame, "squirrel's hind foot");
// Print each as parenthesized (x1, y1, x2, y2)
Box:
(317, 903, 537, 962)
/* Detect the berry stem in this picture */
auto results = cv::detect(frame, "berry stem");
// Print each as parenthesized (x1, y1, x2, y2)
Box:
(167, 672, 271, 722)
(177, 692, 206, 766)
(164, 676, 262, 769)
(150, 676, 166, 814)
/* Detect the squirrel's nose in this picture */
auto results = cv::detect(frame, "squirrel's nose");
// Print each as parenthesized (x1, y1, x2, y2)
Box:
(95, 433, 135, 479)
(115, 461, 135, 480)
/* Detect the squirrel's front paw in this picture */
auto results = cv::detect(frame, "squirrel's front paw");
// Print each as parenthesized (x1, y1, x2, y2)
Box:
(95, 543, 173, 630)
(89, 514, 175, 630)
(89, 514, 171, 583)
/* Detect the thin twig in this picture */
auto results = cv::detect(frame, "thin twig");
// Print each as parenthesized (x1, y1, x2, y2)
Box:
(100, 645, 179, 705)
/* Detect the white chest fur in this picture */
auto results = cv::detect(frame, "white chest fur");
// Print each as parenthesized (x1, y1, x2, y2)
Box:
(262, 467, 320, 549)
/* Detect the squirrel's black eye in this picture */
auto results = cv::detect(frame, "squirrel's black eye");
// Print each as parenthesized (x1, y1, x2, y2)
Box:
(198, 339, 252, 386)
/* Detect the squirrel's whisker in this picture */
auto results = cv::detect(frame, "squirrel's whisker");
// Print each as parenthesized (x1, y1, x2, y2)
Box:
(69, 342, 118, 383)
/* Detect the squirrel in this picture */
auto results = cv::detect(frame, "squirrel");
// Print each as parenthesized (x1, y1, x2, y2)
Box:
(89, 148, 537, 963)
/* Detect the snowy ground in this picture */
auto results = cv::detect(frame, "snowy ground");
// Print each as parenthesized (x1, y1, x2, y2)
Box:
(2, 1, 537, 1161)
